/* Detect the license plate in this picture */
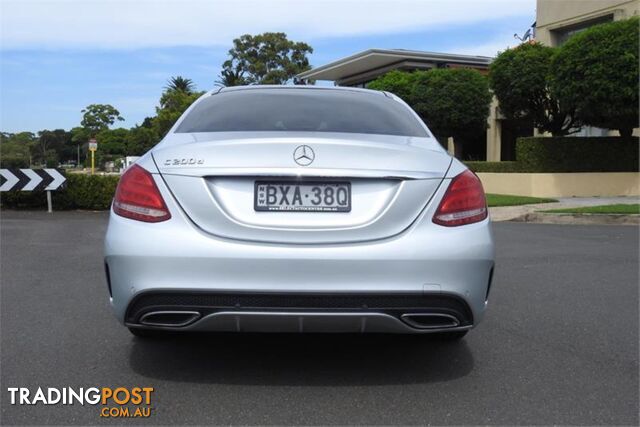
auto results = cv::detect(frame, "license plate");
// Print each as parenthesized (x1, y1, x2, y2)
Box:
(254, 181, 351, 212)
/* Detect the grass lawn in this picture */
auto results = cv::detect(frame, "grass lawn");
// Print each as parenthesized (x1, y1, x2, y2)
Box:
(486, 194, 558, 207)
(540, 204, 640, 215)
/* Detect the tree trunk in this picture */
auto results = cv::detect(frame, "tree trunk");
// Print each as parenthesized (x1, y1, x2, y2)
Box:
(619, 127, 633, 138)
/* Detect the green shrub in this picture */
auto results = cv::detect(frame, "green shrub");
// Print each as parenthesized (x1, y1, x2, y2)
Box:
(466, 137, 639, 173)
(367, 70, 417, 103)
(412, 68, 492, 141)
(63, 174, 120, 209)
(551, 17, 639, 137)
(516, 136, 639, 172)
(489, 42, 578, 136)
(368, 69, 492, 142)
(0, 173, 120, 210)
(465, 161, 523, 173)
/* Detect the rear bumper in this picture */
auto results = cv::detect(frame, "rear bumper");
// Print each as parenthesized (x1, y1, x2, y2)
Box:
(124, 291, 475, 333)
(129, 312, 475, 334)
(104, 178, 495, 334)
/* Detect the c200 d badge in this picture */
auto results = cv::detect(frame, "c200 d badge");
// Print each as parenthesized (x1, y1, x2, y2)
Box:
(164, 158, 204, 166)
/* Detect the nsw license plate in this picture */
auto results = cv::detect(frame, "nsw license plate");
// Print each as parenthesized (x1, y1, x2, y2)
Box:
(254, 181, 351, 212)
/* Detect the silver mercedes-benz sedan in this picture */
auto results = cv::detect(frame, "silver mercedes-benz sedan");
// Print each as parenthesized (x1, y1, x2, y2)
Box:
(104, 85, 494, 339)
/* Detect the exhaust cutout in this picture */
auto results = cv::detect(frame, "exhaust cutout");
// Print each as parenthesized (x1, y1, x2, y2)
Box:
(401, 313, 460, 329)
(139, 311, 200, 327)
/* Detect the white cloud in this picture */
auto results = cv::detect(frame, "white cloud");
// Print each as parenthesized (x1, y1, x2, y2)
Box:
(448, 33, 525, 57)
(1, 0, 535, 50)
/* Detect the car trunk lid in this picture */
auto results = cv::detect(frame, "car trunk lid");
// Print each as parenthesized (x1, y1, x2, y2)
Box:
(154, 132, 451, 244)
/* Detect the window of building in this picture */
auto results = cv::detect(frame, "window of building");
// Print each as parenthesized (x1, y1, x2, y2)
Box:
(551, 14, 614, 46)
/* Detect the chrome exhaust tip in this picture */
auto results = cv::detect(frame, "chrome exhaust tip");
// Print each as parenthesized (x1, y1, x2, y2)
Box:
(401, 313, 460, 329)
(139, 311, 200, 327)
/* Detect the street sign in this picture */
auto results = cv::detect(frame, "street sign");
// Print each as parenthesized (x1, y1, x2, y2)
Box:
(0, 168, 66, 192)
(88, 138, 98, 174)
(0, 168, 67, 213)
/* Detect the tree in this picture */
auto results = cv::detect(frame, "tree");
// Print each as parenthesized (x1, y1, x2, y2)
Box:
(69, 127, 91, 166)
(155, 89, 203, 137)
(71, 126, 90, 145)
(36, 129, 74, 165)
(551, 17, 639, 137)
(218, 32, 313, 85)
(81, 104, 124, 135)
(216, 68, 248, 87)
(489, 42, 579, 136)
(412, 69, 492, 143)
(125, 126, 159, 155)
(367, 70, 417, 103)
(369, 69, 491, 156)
(165, 76, 195, 94)
(140, 116, 156, 129)
(3, 131, 36, 145)
(0, 132, 36, 167)
(96, 128, 130, 156)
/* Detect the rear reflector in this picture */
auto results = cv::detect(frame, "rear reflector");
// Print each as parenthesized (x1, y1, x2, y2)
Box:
(113, 164, 171, 222)
(433, 170, 487, 227)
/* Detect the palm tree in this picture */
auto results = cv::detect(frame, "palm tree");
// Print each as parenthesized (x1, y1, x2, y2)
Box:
(215, 68, 248, 87)
(164, 76, 195, 94)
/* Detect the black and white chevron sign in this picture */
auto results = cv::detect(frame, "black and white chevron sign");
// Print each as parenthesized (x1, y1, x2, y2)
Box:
(0, 169, 66, 192)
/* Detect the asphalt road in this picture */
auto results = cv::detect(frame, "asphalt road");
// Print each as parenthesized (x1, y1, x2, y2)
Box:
(1, 211, 638, 425)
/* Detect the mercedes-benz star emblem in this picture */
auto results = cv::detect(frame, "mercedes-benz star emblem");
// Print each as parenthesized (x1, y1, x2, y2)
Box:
(293, 145, 315, 166)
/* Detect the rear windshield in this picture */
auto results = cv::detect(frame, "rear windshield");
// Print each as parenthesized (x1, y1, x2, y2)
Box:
(175, 88, 429, 137)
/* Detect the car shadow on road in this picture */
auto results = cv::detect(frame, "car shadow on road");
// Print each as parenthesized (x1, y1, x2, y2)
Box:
(128, 332, 474, 386)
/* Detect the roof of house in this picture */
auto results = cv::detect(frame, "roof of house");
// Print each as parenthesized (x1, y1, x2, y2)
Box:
(296, 48, 493, 83)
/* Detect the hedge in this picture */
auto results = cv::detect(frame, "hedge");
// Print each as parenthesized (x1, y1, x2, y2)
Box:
(465, 161, 523, 173)
(466, 136, 639, 173)
(516, 136, 638, 172)
(1, 174, 119, 210)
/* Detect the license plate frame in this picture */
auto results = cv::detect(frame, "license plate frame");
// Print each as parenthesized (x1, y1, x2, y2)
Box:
(254, 181, 352, 212)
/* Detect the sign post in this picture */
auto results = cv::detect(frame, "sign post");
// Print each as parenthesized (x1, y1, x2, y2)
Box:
(89, 138, 98, 175)
(46, 190, 53, 213)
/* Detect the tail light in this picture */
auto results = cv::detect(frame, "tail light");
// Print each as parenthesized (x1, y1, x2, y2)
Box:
(113, 164, 171, 222)
(433, 170, 487, 227)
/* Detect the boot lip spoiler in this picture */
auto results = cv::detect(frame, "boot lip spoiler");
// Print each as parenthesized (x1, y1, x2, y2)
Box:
(153, 165, 449, 181)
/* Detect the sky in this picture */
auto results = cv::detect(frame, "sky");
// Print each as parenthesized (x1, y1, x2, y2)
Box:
(0, 0, 536, 133)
